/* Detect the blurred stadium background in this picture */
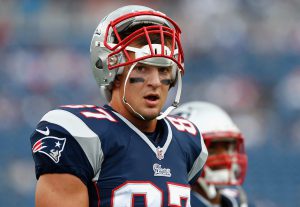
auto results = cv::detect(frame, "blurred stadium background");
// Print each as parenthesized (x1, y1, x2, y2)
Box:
(0, 0, 300, 206)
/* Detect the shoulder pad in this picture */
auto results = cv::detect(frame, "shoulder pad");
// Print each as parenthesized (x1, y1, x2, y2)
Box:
(41, 109, 97, 138)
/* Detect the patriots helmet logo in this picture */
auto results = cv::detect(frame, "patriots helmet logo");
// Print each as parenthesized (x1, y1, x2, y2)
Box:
(32, 136, 66, 163)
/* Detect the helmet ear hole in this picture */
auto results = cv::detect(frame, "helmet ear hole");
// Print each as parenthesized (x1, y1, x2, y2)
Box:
(96, 58, 104, 69)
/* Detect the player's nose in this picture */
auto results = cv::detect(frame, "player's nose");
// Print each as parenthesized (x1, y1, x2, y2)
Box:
(146, 67, 162, 87)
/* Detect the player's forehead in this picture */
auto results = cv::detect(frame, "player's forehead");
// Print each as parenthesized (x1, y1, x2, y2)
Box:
(134, 62, 172, 69)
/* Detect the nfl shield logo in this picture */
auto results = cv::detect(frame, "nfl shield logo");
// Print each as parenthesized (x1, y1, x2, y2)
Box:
(156, 146, 164, 160)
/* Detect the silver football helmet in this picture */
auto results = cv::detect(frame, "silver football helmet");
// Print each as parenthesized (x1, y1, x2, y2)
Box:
(171, 101, 248, 186)
(90, 5, 184, 116)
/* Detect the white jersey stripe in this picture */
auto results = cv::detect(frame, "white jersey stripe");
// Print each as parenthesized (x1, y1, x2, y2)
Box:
(40, 109, 103, 181)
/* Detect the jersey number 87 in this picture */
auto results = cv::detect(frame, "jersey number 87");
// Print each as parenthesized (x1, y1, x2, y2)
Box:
(112, 181, 191, 206)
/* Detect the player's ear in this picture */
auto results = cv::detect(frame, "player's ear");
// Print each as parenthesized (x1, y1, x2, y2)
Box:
(114, 75, 121, 88)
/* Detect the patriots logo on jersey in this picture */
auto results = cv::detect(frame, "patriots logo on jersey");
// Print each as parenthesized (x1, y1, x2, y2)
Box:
(32, 136, 66, 163)
(153, 163, 171, 177)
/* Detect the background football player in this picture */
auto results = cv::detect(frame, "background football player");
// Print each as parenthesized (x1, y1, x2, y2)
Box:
(30, 5, 207, 207)
(172, 101, 249, 207)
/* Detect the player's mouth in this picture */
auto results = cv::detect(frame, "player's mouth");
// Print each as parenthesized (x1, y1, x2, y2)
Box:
(144, 94, 160, 106)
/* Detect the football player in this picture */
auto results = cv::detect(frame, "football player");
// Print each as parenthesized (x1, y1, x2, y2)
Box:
(30, 5, 208, 207)
(171, 101, 249, 207)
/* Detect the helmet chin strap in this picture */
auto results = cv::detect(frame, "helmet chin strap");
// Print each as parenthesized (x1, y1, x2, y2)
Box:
(122, 62, 146, 120)
(156, 69, 182, 120)
(122, 62, 182, 121)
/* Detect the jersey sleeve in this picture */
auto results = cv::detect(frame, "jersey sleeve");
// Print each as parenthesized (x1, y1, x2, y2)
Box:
(187, 130, 208, 184)
(30, 109, 103, 185)
(171, 117, 208, 184)
(166, 115, 208, 185)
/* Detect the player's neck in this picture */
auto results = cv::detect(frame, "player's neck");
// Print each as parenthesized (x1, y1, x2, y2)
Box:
(109, 100, 157, 132)
(131, 117, 157, 132)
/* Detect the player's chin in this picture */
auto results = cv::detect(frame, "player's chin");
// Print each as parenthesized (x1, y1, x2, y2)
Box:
(140, 108, 161, 120)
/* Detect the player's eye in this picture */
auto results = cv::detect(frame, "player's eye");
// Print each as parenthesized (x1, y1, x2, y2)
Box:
(135, 65, 146, 72)
(158, 67, 171, 74)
